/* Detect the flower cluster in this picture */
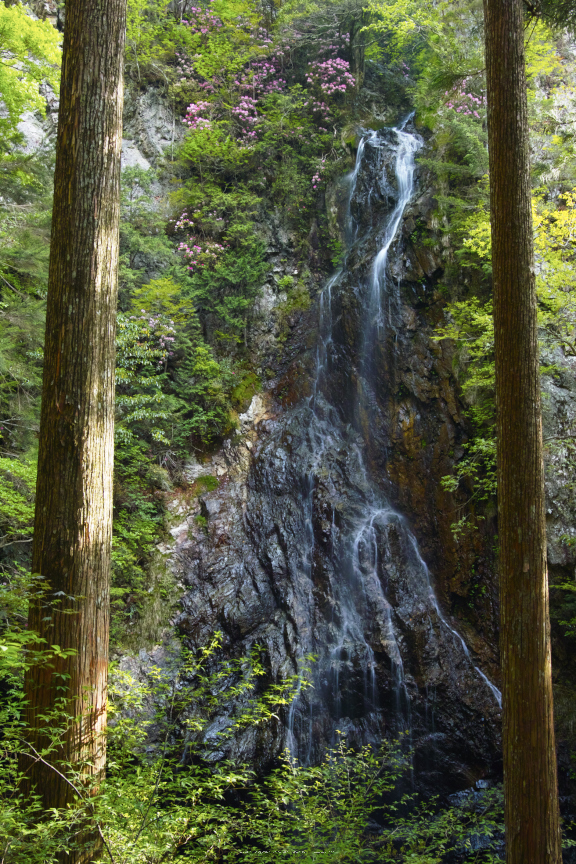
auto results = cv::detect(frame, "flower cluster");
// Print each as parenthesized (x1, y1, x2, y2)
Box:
(317, 40, 349, 57)
(123, 313, 177, 368)
(175, 52, 217, 93)
(176, 210, 225, 231)
(183, 100, 212, 130)
(307, 58, 355, 96)
(175, 212, 194, 231)
(197, 79, 217, 93)
(141, 315, 176, 353)
(228, 56, 288, 140)
(312, 157, 327, 189)
(178, 41, 288, 143)
(181, 3, 223, 36)
(238, 58, 286, 96)
(178, 236, 228, 271)
(309, 99, 330, 119)
(231, 95, 258, 138)
(444, 79, 486, 119)
(175, 52, 195, 83)
(177, 19, 353, 151)
(255, 26, 273, 46)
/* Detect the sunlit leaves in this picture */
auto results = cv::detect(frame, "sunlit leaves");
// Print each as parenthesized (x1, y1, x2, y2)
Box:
(0, 3, 61, 139)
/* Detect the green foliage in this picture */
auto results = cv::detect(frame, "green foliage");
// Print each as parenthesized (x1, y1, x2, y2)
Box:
(111, 272, 236, 636)
(167, 0, 355, 330)
(111, 461, 164, 637)
(0, 620, 311, 863)
(0, 565, 501, 864)
(111, 310, 172, 635)
(445, 184, 576, 359)
(0, 2, 59, 242)
(536, 0, 576, 32)
(0, 569, 50, 686)
(118, 168, 239, 445)
(434, 182, 576, 534)
(0, 22, 55, 577)
(116, 311, 176, 446)
(551, 572, 576, 640)
(195, 473, 219, 492)
(435, 298, 495, 425)
(364, 0, 438, 59)
(186, 234, 269, 341)
(173, 181, 269, 341)
(240, 743, 504, 863)
(0, 196, 53, 290)
(0, 455, 35, 553)
(171, 331, 235, 446)
(125, 0, 195, 84)
(433, 298, 495, 538)
(363, 0, 560, 257)
(119, 167, 178, 306)
(409, 3, 488, 236)
(0, 3, 61, 141)
(230, 370, 260, 410)
(0, 145, 53, 478)
(130, 274, 193, 321)
(126, 0, 173, 79)
(0, 295, 44, 451)
(0, 571, 507, 864)
(434, 186, 576, 537)
(114, 158, 251, 630)
(124, 276, 236, 449)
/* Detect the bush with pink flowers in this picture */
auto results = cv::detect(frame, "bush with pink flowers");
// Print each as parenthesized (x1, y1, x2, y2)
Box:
(443, 79, 486, 121)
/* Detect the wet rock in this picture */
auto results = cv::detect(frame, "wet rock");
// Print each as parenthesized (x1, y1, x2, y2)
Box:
(167, 127, 502, 788)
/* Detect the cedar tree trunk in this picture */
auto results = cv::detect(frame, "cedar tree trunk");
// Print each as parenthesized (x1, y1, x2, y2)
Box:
(21, 0, 126, 854)
(483, 0, 562, 860)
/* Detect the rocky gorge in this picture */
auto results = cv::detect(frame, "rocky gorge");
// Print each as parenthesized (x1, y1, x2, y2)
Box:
(124, 117, 519, 796)
(7, 3, 576, 858)
(10, 4, 576, 801)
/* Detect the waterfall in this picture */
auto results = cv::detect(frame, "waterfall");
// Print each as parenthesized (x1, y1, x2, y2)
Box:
(285, 120, 501, 762)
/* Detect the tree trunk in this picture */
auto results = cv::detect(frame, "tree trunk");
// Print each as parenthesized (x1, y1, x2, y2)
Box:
(21, 0, 126, 858)
(483, 0, 562, 860)
(349, 16, 366, 89)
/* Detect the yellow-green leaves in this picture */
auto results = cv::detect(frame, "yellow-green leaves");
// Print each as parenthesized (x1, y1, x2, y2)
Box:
(436, 183, 576, 538)
(125, 0, 263, 83)
(364, 0, 437, 57)
(130, 276, 195, 323)
(533, 189, 576, 345)
(525, 21, 562, 88)
(0, 3, 61, 140)
(461, 187, 576, 350)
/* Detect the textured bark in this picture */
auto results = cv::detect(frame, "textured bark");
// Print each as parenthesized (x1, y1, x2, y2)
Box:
(21, 0, 126, 855)
(349, 18, 365, 86)
(483, 0, 561, 861)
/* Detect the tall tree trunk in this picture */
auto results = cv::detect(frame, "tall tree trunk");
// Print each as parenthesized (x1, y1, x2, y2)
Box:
(21, 0, 126, 858)
(349, 16, 366, 89)
(483, 0, 561, 860)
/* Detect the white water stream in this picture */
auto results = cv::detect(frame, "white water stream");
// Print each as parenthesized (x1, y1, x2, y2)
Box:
(287, 120, 501, 760)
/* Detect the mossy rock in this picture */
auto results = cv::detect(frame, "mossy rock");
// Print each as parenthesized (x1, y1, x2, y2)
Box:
(195, 474, 219, 493)
(231, 371, 261, 412)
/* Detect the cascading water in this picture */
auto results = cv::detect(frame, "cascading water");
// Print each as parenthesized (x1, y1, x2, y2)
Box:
(284, 119, 501, 762)
(369, 127, 421, 335)
(179, 119, 503, 790)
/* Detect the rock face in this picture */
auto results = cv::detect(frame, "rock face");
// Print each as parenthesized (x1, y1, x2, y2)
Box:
(542, 347, 576, 571)
(170, 124, 503, 794)
(123, 87, 184, 163)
